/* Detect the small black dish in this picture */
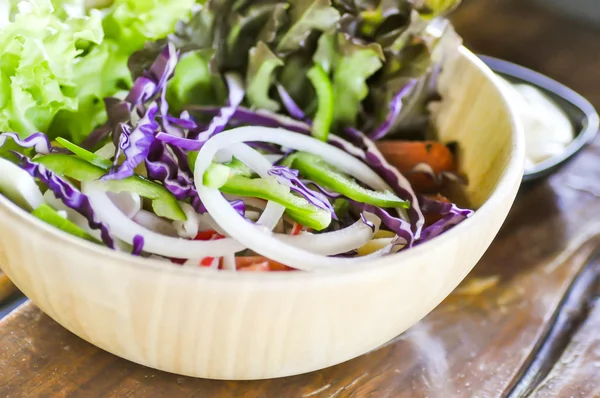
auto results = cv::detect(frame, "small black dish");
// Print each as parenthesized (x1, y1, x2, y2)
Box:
(478, 55, 599, 184)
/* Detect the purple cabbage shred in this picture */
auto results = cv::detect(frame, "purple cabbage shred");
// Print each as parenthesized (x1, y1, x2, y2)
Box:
(104, 102, 160, 180)
(360, 213, 376, 232)
(131, 235, 145, 256)
(0, 132, 54, 154)
(345, 127, 425, 239)
(351, 201, 414, 247)
(276, 84, 307, 121)
(368, 79, 418, 141)
(155, 74, 245, 151)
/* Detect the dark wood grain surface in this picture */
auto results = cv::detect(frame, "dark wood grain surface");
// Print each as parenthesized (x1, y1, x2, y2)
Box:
(1, 1, 599, 397)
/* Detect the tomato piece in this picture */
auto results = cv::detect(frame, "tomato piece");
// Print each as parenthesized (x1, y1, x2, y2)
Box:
(194, 230, 225, 240)
(235, 256, 294, 271)
(290, 222, 303, 235)
(199, 257, 214, 267)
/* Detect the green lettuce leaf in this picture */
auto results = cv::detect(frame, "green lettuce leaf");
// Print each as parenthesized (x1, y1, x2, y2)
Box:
(367, 18, 461, 136)
(246, 42, 283, 112)
(50, 0, 86, 18)
(101, 0, 196, 55)
(276, 0, 340, 53)
(167, 49, 227, 112)
(48, 40, 132, 142)
(315, 33, 383, 126)
(0, 0, 103, 138)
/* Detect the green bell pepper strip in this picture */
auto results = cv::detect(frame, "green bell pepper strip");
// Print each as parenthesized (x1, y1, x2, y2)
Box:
(34, 154, 187, 221)
(56, 137, 113, 169)
(290, 152, 409, 209)
(203, 157, 255, 188)
(217, 175, 331, 231)
(307, 64, 334, 142)
(188, 150, 199, 171)
(32, 204, 99, 243)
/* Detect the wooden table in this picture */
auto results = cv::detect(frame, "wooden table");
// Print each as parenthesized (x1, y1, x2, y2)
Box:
(1, 1, 599, 396)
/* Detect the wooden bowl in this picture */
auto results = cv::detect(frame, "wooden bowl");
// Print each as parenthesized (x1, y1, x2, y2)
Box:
(0, 47, 524, 380)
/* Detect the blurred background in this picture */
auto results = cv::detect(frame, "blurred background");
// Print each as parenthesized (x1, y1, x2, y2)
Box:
(451, 0, 600, 109)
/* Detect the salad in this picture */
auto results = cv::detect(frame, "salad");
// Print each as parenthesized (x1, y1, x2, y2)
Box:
(0, 0, 472, 272)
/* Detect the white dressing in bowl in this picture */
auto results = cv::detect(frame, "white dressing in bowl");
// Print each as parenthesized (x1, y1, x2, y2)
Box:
(497, 77, 574, 171)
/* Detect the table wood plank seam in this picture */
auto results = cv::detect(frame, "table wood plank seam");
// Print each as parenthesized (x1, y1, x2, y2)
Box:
(507, 250, 600, 397)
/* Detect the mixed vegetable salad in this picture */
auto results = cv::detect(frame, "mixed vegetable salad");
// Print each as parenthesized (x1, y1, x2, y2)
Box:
(0, 0, 473, 271)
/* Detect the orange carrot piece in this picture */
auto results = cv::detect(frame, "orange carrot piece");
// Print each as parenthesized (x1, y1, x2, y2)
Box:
(376, 140, 456, 193)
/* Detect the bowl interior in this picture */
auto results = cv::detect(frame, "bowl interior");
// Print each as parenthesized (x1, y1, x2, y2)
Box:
(479, 55, 599, 183)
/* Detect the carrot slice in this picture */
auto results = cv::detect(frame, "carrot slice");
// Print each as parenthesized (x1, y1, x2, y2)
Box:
(376, 141, 456, 193)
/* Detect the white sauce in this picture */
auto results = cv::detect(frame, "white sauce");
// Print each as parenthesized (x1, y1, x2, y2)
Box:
(497, 77, 574, 171)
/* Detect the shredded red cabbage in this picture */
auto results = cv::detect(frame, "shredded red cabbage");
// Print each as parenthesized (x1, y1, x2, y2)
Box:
(0, 132, 53, 154)
(126, 44, 179, 107)
(132, 235, 145, 256)
(276, 84, 307, 121)
(417, 195, 473, 244)
(368, 80, 418, 141)
(104, 102, 160, 180)
(145, 140, 195, 199)
(345, 127, 425, 239)
(350, 201, 414, 246)
(360, 213, 376, 232)
(156, 75, 245, 151)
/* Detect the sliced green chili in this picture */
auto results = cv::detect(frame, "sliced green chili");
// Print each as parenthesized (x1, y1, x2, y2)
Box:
(307, 64, 334, 142)
(218, 175, 331, 231)
(32, 204, 99, 243)
(290, 152, 409, 208)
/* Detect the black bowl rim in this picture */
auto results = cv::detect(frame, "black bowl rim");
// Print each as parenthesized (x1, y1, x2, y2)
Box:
(478, 55, 599, 182)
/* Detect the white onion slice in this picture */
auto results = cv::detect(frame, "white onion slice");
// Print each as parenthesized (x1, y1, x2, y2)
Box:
(133, 210, 178, 237)
(83, 150, 284, 259)
(223, 128, 392, 190)
(276, 213, 380, 255)
(83, 181, 245, 258)
(216, 143, 286, 230)
(194, 127, 393, 270)
(0, 157, 44, 211)
(197, 213, 224, 233)
(107, 191, 141, 218)
(263, 154, 283, 164)
(173, 202, 200, 238)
